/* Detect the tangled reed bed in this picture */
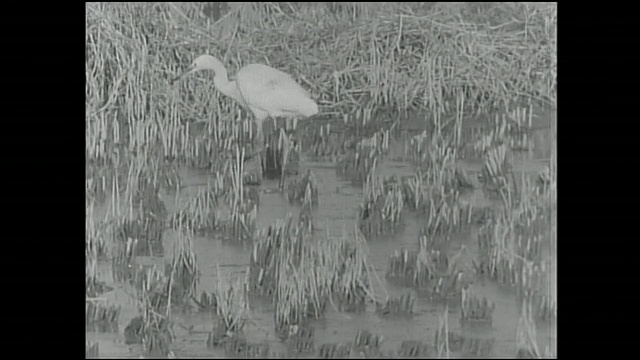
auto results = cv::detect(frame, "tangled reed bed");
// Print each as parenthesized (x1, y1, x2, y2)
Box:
(86, 2, 555, 170)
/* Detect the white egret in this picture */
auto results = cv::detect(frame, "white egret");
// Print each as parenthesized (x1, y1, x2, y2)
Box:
(171, 55, 319, 158)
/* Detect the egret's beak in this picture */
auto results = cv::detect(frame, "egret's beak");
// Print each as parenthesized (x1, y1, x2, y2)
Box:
(170, 64, 196, 85)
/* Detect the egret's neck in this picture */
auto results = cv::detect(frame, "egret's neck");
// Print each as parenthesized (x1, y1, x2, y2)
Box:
(212, 68, 235, 98)
(205, 58, 245, 106)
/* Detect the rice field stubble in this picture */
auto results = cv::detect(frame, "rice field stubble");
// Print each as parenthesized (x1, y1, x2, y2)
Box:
(86, 2, 556, 358)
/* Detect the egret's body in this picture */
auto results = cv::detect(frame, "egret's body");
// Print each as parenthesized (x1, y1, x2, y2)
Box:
(172, 55, 319, 156)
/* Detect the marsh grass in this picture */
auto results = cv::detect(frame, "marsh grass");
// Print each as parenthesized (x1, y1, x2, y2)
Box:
(169, 173, 226, 235)
(470, 107, 536, 158)
(86, 274, 112, 298)
(375, 292, 415, 318)
(85, 301, 121, 333)
(386, 248, 423, 288)
(85, 341, 99, 358)
(423, 156, 460, 196)
(168, 230, 198, 305)
(516, 299, 543, 358)
(125, 265, 175, 357)
(519, 288, 556, 322)
(141, 310, 174, 358)
(116, 216, 165, 257)
(223, 337, 271, 358)
(403, 132, 477, 237)
(209, 268, 249, 345)
(358, 174, 404, 237)
(111, 228, 139, 285)
(434, 305, 450, 358)
(461, 337, 496, 357)
(330, 233, 377, 312)
(288, 325, 316, 354)
(399, 172, 427, 211)
(103, 155, 171, 221)
(336, 144, 378, 185)
(132, 170, 169, 221)
(476, 175, 554, 291)
(249, 216, 305, 297)
(261, 119, 302, 185)
(249, 218, 376, 334)
(409, 129, 456, 172)
(422, 189, 474, 236)
(418, 228, 450, 252)
(386, 248, 441, 290)
(226, 147, 257, 241)
(305, 121, 351, 161)
(194, 290, 218, 313)
(460, 286, 495, 327)
(286, 170, 319, 206)
(445, 330, 496, 357)
(298, 184, 315, 233)
(274, 257, 310, 339)
(272, 237, 355, 338)
(159, 163, 183, 193)
(386, 245, 470, 298)
(431, 268, 468, 300)
(318, 343, 351, 359)
(335, 128, 388, 184)
(87, 183, 136, 255)
(86, 205, 111, 297)
(278, 128, 300, 188)
(428, 244, 472, 299)
(86, 166, 112, 204)
(481, 144, 512, 198)
(404, 173, 478, 219)
(352, 330, 384, 358)
(398, 340, 433, 358)
(137, 265, 171, 313)
(474, 170, 556, 325)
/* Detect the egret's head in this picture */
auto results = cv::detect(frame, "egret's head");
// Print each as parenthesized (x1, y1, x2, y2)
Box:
(193, 55, 220, 71)
(171, 55, 223, 85)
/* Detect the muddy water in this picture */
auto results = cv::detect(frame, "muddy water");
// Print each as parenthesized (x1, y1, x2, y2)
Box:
(87, 109, 557, 358)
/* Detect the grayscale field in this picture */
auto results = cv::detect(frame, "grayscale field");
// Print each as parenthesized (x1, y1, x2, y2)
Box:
(86, 3, 557, 358)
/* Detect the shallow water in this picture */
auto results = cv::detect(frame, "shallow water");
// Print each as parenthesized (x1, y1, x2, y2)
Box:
(87, 111, 557, 358)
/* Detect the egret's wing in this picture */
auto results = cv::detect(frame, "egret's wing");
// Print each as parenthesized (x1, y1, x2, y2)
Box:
(236, 64, 312, 117)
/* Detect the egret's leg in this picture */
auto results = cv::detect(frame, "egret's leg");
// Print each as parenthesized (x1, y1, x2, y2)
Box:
(256, 119, 265, 155)
(245, 118, 266, 162)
